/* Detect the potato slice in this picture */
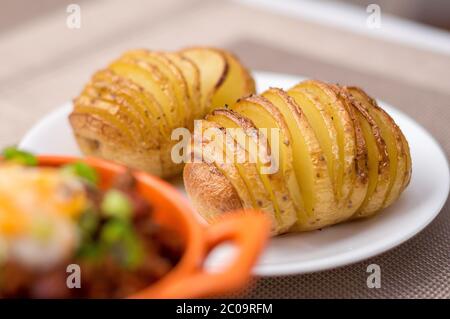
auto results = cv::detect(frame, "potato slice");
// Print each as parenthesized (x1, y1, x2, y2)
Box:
(164, 52, 202, 124)
(342, 88, 390, 217)
(123, 50, 192, 129)
(69, 110, 161, 178)
(230, 96, 299, 230)
(89, 68, 181, 177)
(262, 88, 326, 230)
(82, 82, 163, 151)
(74, 94, 138, 143)
(88, 72, 160, 149)
(347, 87, 408, 209)
(71, 101, 163, 176)
(264, 88, 338, 230)
(205, 112, 271, 204)
(195, 120, 255, 209)
(295, 81, 355, 204)
(207, 108, 296, 233)
(328, 84, 369, 214)
(192, 120, 283, 233)
(149, 52, 193, 128)
(92, 69, 169, 143)
(71, 105, 135, 145)
(288, 87, 340, 199)
(210, 49, 256, 110)
(75, 89, 167, 175)
(69, 112, 129, 149)
(181, 48, 228, 114)
(108, 57, 180, 129)
(184, 161, 243, 221)
(400, 133, 412, 190)
(210, 122, 281, 231)
(121, 51, 189, 128)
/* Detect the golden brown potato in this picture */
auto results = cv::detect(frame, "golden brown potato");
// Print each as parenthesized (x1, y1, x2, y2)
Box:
(347, 87, 407, 210)
(70, 47, 255, 178)
(228, 96, 298, 232)
(184, 81, 412, 235)
(342, 87, 391, 217)
(206, 107, 297, 234)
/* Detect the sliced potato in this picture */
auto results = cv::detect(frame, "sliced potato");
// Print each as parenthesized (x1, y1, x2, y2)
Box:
(342, 87, 390, 217)
(181, 47, 228, 114)
(150, 52, 193, 128)
(286, 89, 342, 223)
(74, 94, 138, 143)
(194, 120, 284, 233)
(192, 120, 254, 210)
(121, 50, 190, 128)
(90, 68, 182, 177)
(70, 106, 134, 146)
(108, 57, 180, 129)
(164, 52, 202, 124)
(210, 49, 255, 110)
(264, 88, 337, 230)
(71, 101, 163, 176)
(183, 79, 411, 234)
(70, 47, 256, 179)
(230, 96, 299, 230)
(184, 161, 243, 220)
(194, 120, 258, 207)
(400, 133, 412, 190)
(347, 87, 408, 209)
(296, 80, 356, 205)
(288, 87, 340, 199)
(87, 72, 160, 149)
(207, 108, 296, 233)
(328, 84, 369, 214)
(92, 69, 169, 142)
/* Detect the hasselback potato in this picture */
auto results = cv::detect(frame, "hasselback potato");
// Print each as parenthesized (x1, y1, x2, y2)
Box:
(69, 47, 255, 178)
(184, 80, 412, 235)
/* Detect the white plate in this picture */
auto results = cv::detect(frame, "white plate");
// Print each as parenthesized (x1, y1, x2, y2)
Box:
(19, 71, 449, 276)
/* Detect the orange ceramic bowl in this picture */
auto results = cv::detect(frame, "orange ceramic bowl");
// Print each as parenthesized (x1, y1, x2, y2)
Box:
(36, 156, 270, 298)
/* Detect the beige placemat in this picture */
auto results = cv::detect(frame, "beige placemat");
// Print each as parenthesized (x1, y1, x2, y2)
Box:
(224, 39, 450, 299)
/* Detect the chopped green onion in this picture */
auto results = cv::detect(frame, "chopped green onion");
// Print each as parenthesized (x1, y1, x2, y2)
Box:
(100, 219, 143, 269)
(2, 147, 37, 166)
(62, 161, 98, 185)
(122, 235, 144, 269)
(76, 209, 101, 261)
(78, 209, 99, 236)
(76, 240, 101, 261)
(101, 190, 132, 220)
(100, 219, 129, 244)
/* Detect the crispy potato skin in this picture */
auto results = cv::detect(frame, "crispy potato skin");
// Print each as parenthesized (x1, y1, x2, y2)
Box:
(184, 81, 411, 235)
(69, 112, 165, 176)
(347, 86, 408, 210)
(343, 87, 391, 217)
(207, 108, 296, 234)
(184, 162, 243, 221)
(329, 85, 369, 215)
(70, 47, 255, 178)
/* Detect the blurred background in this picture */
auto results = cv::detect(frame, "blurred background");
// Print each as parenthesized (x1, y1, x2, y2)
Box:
(3, 0, 450, 31)
(1, 0, 449, 150)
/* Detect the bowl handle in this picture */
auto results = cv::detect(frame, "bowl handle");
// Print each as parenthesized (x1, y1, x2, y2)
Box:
(157, 210, 270, 298)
